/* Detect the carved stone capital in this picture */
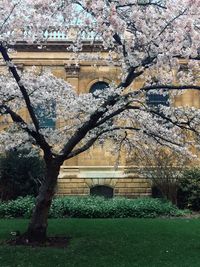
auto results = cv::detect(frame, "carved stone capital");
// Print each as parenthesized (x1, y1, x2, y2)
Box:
(16, 63, 24, 72)
(64, 64, 80, 77)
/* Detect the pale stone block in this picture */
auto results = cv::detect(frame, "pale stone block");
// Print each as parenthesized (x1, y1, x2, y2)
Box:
(110, 179, 118, 187)
(85, 179, 93, 187)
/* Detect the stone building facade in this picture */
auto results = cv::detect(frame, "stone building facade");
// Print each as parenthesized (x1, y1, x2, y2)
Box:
(1, 41, 199, 198)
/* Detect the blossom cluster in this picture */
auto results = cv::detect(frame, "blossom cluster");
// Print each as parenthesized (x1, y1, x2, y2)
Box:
(0, 0, 199, 161)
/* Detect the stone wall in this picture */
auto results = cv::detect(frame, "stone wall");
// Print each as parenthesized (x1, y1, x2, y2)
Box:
(57, 166, 151, 198)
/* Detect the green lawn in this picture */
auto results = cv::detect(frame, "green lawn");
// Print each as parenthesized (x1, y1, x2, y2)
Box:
(0, 218, 200, 267)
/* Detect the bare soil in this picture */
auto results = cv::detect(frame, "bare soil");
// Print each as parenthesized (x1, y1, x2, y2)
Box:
(5, 235, 70, 248)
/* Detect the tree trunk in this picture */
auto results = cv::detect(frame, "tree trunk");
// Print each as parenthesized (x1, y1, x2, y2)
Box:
(25, 159, 61, 243)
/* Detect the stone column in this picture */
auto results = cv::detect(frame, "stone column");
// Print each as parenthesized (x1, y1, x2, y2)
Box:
(64, 64, 80, 93)
(63, 64, 80, 166)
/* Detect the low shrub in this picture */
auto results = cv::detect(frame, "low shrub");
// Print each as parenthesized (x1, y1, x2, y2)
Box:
(0, 196, 185, 219)
(49, 196, 185, 218)
(0, 196, 35, 218)
(130, 148, 188, 205)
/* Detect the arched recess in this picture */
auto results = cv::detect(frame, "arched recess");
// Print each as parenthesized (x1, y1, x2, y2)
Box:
(87, 78, 111, 93)
(90, 185, 114, 198)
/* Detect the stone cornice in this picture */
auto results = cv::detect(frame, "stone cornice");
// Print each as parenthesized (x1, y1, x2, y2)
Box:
(10, 41, 107, 53)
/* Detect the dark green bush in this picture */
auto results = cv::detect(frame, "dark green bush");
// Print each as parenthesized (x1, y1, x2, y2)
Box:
(0, 149, 45, 200)
(178, 168, 200, 211)
(0, 196, 184, 218)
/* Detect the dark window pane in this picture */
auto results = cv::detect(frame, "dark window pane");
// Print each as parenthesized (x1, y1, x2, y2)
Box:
(146, 91, 170, 125)
(90, 82, 109, 94)
(35, 101, 56, 129)
(146, 91, 169, 107)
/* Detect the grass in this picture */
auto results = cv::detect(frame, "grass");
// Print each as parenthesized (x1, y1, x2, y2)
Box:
(0, 218, 200, 267)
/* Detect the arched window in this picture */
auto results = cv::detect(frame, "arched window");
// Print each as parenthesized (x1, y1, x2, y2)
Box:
(90, 185, 114, 198)
(90, 81, 109, 94)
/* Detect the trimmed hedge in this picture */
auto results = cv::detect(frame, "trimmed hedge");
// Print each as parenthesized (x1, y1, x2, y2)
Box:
(0, 196, 185, 219)
(0, 196, 35, 218)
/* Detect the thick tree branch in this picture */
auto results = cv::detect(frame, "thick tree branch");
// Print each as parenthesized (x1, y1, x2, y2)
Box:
(95, 105, 141, 128)
(0, 104, 36, 136)
(0, 104, 52, 155)
(119, 56, 156, 88)
(116, 2, 166, 9)
(59, 53, 158, 160)
(65, 126, 139, 159)
(0, 44, 40, 132)
(141, 84, 200, 92)
(66, 121, 183, 160)
(59, 94, 119, 159)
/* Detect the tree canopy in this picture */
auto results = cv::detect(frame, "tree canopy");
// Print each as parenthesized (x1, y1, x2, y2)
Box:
(0, 0, 199, 159)
(0, 0, 199, 242)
